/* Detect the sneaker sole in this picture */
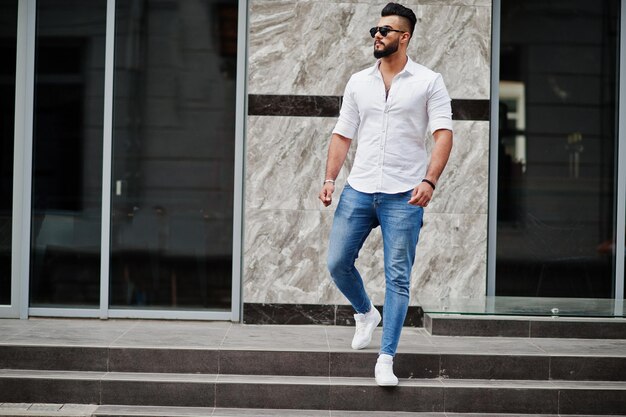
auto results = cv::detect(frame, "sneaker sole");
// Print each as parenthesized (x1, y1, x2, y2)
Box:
(352, 341, 371, 350)
(375, 379, 399, 387)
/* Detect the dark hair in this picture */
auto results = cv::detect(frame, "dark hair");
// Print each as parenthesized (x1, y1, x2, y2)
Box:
(381, 3, 417, 36)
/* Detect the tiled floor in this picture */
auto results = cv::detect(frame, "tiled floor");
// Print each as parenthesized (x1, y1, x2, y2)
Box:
(1, 318, 626, 357)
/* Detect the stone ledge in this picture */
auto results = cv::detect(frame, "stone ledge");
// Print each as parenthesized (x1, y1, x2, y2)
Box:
(425, 313, 626, 338)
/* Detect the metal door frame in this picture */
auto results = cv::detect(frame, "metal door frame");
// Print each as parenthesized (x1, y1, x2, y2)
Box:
(0, 0, 36, 319)
(487, 0, 626, 310)
(5, 0, 247, 321)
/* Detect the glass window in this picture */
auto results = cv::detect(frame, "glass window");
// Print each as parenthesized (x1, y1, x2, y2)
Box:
(0, 0, 18, 306)
(109, 0, 237, 310)
(496, 0, 619, 298)
(29, 0, 106, 308)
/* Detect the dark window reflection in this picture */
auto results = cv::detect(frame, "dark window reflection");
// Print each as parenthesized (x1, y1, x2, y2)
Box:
(497, 0, 619, 298)
(0, 0, 18, 305)
(110, 0, 237, 310)
(30, 1, 106, 307)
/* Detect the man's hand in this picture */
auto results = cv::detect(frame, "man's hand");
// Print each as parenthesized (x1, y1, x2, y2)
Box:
(319, 182, 335, 207)
(408, 182, 434, 207)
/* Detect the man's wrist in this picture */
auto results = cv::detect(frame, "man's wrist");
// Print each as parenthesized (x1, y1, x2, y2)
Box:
(324, 179, 336, 186)
(421, 178, 436, 190)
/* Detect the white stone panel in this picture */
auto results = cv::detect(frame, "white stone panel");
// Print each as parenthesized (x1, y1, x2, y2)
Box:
(244, 209, 327, 303)
(248, 1, 491, 98)
(427, 121, 490, 215)
(246, 116, 354, 210)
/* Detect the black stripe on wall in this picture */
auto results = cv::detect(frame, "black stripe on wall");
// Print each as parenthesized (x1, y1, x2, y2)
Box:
(243, 302, 424, 327)
(248, 94, 490, 121)
(452, 98, 490, 121)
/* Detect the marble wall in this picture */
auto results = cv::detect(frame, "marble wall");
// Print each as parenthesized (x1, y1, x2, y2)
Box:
(244, 0, 492, 307)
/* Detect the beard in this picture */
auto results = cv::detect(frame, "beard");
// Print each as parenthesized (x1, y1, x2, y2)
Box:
(373, 37, 400, 58)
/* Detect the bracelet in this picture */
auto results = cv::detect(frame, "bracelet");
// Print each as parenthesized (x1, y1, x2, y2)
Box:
(324, 179, 335, 185)
(421, 179, 436, 190)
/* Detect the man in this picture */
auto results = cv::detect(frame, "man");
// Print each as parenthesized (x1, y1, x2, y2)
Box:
(319, 3, 453, 386)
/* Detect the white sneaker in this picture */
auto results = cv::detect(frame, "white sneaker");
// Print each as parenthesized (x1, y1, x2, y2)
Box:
(375, 354, 399, 386)
(351, 305, 381, 350)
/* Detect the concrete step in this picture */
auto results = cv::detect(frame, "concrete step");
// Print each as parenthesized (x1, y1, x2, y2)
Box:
(1, 404, 620, 417)
(425, 314, 626, 339)
(1, 369, 625, 415)
(0, 403, 97, 417)
(2, 344, 625, 382)
(95, 405, 310, 417)
(2, 319, 625, 415)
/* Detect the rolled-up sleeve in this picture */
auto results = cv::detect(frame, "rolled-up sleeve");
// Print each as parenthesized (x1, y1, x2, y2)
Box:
(332, 79, 360, 139)
(427, 73, 453, 134)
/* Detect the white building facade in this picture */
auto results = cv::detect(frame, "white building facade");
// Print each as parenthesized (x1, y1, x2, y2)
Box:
(0, 0, 624, 322)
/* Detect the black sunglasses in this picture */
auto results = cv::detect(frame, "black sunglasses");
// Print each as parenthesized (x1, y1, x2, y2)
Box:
(369, 26, 404, 38)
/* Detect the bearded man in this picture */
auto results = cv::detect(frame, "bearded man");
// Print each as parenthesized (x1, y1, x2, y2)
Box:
(319, 2, 453, 386)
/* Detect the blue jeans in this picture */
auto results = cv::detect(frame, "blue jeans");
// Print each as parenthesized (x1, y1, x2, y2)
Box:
(327, 183, 423, 357)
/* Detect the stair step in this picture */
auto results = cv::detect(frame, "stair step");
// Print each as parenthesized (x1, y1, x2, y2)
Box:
(425, 314, 626, 338)
(1, 369, 625, 414)
(2, 404, 617, 417)
(2, 344, 625, 382)
(89, 405, 625, 417)
(93, 406, 439, 416)
(0, 403, 97, 417)
(2, 319, 626, 415)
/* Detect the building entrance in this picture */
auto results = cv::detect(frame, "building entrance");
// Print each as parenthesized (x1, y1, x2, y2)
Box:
(1, 0, 245, 320)
(493, 0, 623, 303)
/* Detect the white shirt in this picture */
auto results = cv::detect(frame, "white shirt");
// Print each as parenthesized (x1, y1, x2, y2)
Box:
(332, 57, 453, 194)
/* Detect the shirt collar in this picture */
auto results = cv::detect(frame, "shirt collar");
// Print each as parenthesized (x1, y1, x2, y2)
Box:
(368, 56, 418, 78)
